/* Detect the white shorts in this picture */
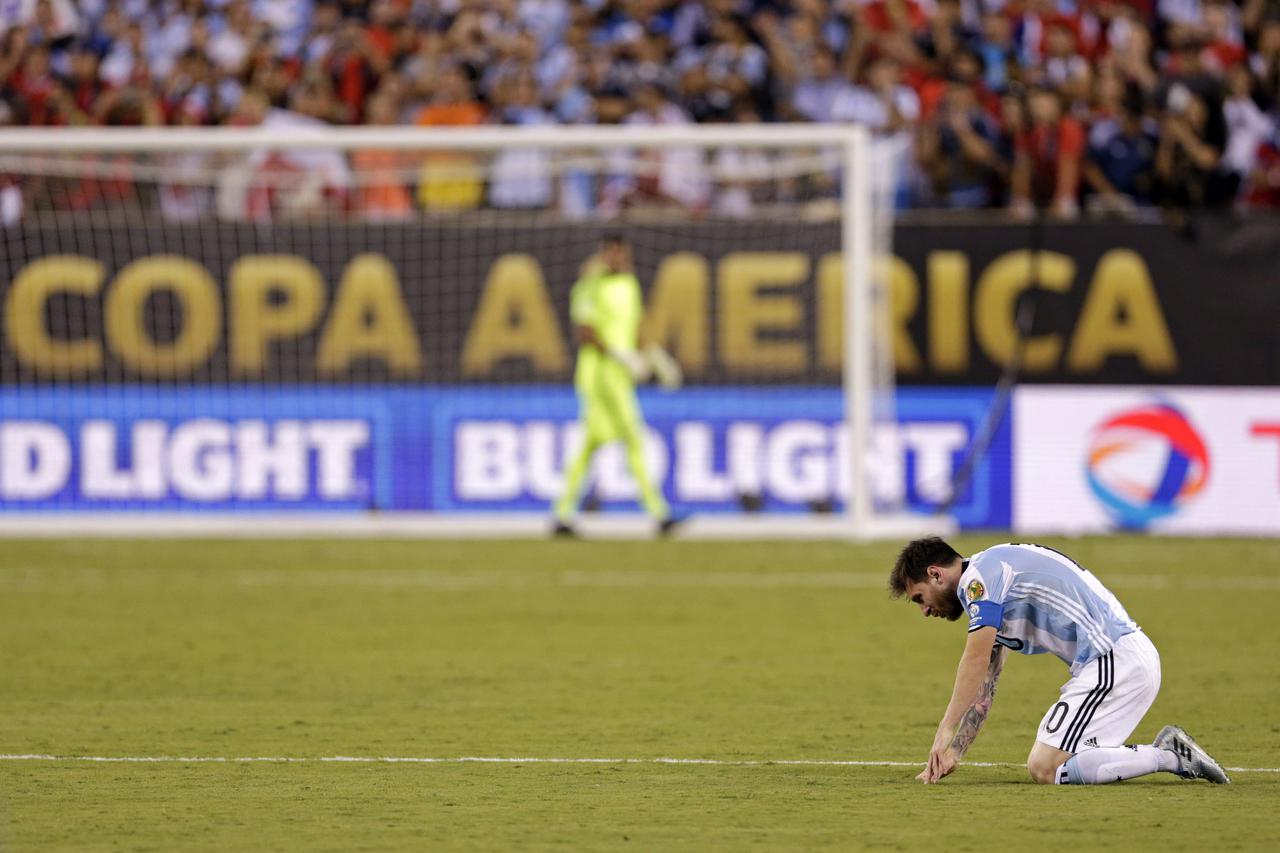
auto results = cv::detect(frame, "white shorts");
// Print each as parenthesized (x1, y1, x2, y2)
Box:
(1035, 630, 1161, 753)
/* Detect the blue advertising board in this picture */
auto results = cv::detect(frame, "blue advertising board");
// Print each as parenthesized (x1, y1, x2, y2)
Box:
(0, 386, 1010, 527)
(0, 388, 390, 511)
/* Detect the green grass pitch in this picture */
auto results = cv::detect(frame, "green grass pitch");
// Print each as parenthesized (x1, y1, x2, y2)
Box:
(1, 536, 1277, 851)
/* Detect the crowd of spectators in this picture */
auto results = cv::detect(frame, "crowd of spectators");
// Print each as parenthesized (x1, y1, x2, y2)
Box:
(2, 0, 1279, 217)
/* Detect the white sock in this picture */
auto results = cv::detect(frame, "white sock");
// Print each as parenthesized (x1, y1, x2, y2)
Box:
(1055, 745, 1180, 785)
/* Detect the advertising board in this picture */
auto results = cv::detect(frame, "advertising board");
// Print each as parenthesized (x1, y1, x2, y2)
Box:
(1014, 387, 1280, 535)
(0, 386, 1010, 528)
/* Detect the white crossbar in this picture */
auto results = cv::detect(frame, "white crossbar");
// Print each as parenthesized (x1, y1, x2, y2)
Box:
(0, 124, 866, 153)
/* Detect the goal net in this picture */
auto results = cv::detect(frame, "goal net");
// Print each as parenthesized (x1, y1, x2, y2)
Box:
(0, 125, 949, 538)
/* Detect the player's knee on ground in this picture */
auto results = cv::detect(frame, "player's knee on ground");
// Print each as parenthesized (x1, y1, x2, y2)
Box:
(1027, 751, 1063, 784)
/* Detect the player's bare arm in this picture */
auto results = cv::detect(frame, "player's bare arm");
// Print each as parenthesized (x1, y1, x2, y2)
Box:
(919, 641, 1006, 783)
(949, 643, 1006, 760)
(919, 625, 997, 784)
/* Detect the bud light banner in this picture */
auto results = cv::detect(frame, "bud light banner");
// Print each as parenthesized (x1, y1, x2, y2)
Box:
(435, 387, 1009, 528)
(0, 386, 1011, 528)
(0, 388, 388, 510)
(1014, 387, 1280, 535)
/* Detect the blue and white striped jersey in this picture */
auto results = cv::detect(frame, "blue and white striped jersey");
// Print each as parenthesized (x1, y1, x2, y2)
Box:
(957, 543, 1138, 673)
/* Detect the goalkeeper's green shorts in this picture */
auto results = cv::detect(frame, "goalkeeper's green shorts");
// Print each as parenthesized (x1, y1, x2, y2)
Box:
(576, 359, 643, 444)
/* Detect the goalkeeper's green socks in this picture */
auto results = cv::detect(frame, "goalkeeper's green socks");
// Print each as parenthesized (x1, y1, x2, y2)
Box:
(626, 436, 669, 521)
(555, 442, 595, 521)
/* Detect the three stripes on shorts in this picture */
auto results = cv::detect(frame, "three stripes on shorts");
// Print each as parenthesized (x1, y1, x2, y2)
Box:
(1060, 651, 1114, 753)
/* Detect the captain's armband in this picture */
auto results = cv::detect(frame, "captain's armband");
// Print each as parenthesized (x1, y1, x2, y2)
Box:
(965, 599, 1004, 633)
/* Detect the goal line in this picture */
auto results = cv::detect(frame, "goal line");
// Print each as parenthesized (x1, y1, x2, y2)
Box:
(0, 754, 1274, 773)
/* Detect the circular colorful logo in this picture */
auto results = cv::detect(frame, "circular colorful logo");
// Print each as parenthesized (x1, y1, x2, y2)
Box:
(1085, 402, 1209, 529)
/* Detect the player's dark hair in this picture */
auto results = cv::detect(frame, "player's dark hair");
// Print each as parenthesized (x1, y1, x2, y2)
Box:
(600, 231, 627, 247)
(888, 536, 962, 597)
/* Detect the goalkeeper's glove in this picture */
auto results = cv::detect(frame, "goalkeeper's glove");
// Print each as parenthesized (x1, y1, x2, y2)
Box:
(608, 347, 652, 382)
(644, 344, 683, 391)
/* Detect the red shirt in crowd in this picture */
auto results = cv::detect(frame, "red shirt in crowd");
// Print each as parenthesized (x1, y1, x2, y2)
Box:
(11, 68, 58, 124)
(1244, 143, 1280, 208)
(1017, 115, 1086, 192)
(860, 0, 928, 34)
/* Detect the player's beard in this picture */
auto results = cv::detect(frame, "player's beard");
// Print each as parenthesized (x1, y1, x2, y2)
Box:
(939, 591, 964, 621)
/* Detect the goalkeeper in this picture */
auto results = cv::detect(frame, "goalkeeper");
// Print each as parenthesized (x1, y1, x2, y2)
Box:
(553, 233, 680, 536)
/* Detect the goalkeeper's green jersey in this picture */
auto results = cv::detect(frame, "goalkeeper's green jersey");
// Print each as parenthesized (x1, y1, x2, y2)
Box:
(569, 268, 643, 387)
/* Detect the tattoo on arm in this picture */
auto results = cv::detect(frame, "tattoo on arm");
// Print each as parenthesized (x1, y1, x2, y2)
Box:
(949, 645, 1006, 759)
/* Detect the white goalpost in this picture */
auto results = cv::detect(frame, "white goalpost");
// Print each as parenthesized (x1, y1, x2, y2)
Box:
(0, 124, 953, 540)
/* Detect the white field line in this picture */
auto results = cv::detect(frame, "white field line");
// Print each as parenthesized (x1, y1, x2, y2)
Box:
(151, 570, 1280, 592)
(232, 569, 906, 590)
(3, 567, 1279, 591)
(0, 754, 1275, 773)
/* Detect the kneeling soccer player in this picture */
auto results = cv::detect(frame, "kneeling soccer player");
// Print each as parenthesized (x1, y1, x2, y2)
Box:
(890, 537, 1230, 785)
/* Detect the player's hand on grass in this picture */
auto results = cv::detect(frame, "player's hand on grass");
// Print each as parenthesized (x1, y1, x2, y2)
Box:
(917, 745, 959, 784)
